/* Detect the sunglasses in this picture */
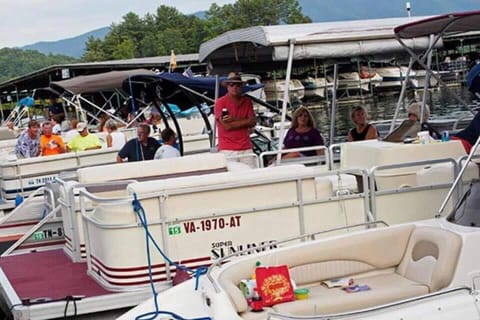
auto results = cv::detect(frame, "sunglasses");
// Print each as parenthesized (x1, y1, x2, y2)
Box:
(228, 83, 242, 87)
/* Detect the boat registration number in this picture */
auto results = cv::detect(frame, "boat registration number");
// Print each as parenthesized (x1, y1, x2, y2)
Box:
(168, 216, 242, 235)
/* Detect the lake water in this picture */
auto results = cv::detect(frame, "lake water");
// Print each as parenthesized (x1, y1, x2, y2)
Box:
(306, 86, 478, 144)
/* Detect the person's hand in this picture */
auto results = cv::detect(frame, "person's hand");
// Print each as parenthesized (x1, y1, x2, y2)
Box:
(222, 115, 233, 123)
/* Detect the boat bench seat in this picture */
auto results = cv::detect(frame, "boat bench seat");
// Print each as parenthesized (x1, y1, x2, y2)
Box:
(77, 152, 229, 185)
(216, 224, 462, 319)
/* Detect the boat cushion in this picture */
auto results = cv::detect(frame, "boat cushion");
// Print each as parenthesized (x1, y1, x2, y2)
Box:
(77, 152, 228, 184)
(272, 272, 429, 315)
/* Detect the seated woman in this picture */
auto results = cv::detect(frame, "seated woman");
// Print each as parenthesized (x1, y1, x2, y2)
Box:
(282, 106, 325, 159)
(348, 106, 378, 142)
(407, 102, 441, 139)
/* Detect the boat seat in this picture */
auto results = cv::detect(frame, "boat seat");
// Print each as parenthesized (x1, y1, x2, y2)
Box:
(77, 152, 228, 184)
(217, 225, 462, 318)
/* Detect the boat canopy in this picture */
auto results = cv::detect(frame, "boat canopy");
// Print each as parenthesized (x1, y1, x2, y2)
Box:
(153, 73, 264, 110)
(394, 10, 480, 39)
(199, 16, 438, 72)
(50, 69, 157, 95)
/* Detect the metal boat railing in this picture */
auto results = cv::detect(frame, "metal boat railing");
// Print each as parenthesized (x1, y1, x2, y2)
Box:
(77, 167, 370, 284)
(265, 287, 471, 319)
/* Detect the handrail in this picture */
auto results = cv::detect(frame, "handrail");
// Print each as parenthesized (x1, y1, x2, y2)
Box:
(259, 145, 328, 168)
(0, 186, 55, 225)
(439, 136, 480, 215)
(369, 157, 458, 220)
(207, 220, 388, 293)
(266, 286, 471, 319)
(1, 205, 63, 257)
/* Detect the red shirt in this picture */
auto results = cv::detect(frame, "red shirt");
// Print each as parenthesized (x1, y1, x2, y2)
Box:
(215, 94, 254, 151)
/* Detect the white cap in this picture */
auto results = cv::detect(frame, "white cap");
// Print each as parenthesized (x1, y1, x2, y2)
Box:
(76, 122, 87, 132)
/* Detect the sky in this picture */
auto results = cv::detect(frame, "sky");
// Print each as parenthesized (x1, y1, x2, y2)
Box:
(0, 0, 236, 48)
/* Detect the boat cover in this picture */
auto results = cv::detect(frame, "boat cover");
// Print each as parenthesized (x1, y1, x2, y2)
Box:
(467, 63, 480, 95)
(50, 69, 157, 95)
(394, 10, 480, 39)
(199, 16, 436, 65)
(152, 73, 263, 110)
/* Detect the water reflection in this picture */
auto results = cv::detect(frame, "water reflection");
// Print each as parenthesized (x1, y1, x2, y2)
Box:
(308, 86, 478, 144)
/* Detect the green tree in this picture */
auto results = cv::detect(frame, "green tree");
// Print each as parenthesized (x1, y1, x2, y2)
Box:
(0, 48, 78, 83)
(204, 0, 311, 40)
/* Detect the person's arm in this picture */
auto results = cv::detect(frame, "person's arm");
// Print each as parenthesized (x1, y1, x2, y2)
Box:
(220, 115, 255, 131)
(84, 145, 102, 151)
(106, 134, 113, 148)
(347, 129, 353, 142)
(116, 155, 124, 163)
(314, 129, 325, 156)
(366, 124, 378, 140)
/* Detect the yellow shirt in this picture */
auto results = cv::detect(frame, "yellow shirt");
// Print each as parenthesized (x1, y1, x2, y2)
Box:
(68, 133, 101, 152)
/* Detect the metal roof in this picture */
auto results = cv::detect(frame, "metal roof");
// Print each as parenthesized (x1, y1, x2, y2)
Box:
(199, 16, 436, 72)
(394, 10, 480, 39)
(0, 53, 201, 95)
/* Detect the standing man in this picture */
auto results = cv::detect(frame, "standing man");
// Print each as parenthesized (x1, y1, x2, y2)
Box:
(39, 121, 66, 156)
(215, 72, 256, 168)
(67, 122, 101, 152)
(15, 120, 41, 158)
(117, 123, 160, 162)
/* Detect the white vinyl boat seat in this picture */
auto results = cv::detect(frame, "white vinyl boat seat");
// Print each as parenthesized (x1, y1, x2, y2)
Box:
(216, 224, 462, 318)
(77, 153, 228, 187)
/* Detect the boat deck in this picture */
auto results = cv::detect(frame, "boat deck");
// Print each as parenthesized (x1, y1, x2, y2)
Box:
(0, 249, 111, 302)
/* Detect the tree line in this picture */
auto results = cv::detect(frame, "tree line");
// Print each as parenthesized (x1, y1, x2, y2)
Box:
(0, 0, 310, 82)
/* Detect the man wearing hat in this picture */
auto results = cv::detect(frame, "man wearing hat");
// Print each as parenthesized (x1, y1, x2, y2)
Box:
(215, 72, 256, 168)
(67, 122, 101, 152)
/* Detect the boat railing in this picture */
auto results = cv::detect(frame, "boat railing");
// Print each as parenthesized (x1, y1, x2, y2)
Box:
(206, 220, 389, 293)
(265, 286, 471, 319)
(77, 166, 370, 285)
(0, 185, 56, 226)
(56, 178, 138, 262)
(369, 157, 459, 221)
(0, 147, 118, 200)
(1, 204, 63, 257)
(259, 145, 329, 168)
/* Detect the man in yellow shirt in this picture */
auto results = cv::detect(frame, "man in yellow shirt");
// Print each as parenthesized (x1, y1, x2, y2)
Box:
(67, 122, 101, 152)
(40, 121, 66, 156)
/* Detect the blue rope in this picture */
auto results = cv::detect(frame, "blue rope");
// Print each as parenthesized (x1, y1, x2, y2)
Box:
(132, 193, 211, 320)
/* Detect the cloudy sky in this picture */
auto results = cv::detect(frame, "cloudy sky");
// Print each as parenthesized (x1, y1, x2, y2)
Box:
(0, 0, 236, 48)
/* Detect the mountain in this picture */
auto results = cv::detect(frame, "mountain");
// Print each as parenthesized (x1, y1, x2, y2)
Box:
(20, 1, 479, 58)
(22, 26, 111, 59)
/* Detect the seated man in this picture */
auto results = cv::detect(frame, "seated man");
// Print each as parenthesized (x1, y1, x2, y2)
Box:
(67, 122, 101, 152)
(117, 123, 160, 162)
(154, 128, 180, 160)
(39, 121, 66, 156)
(15, 120, 41, 158)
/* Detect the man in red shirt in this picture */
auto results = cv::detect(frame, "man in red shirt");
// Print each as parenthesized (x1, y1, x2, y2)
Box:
(215, 72, 256, 168)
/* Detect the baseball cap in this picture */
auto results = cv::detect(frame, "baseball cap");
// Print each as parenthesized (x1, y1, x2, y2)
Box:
(76, 122, 87, 132)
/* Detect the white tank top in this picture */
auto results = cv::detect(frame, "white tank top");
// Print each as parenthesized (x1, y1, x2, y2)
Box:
(109, 131, 126, 149)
